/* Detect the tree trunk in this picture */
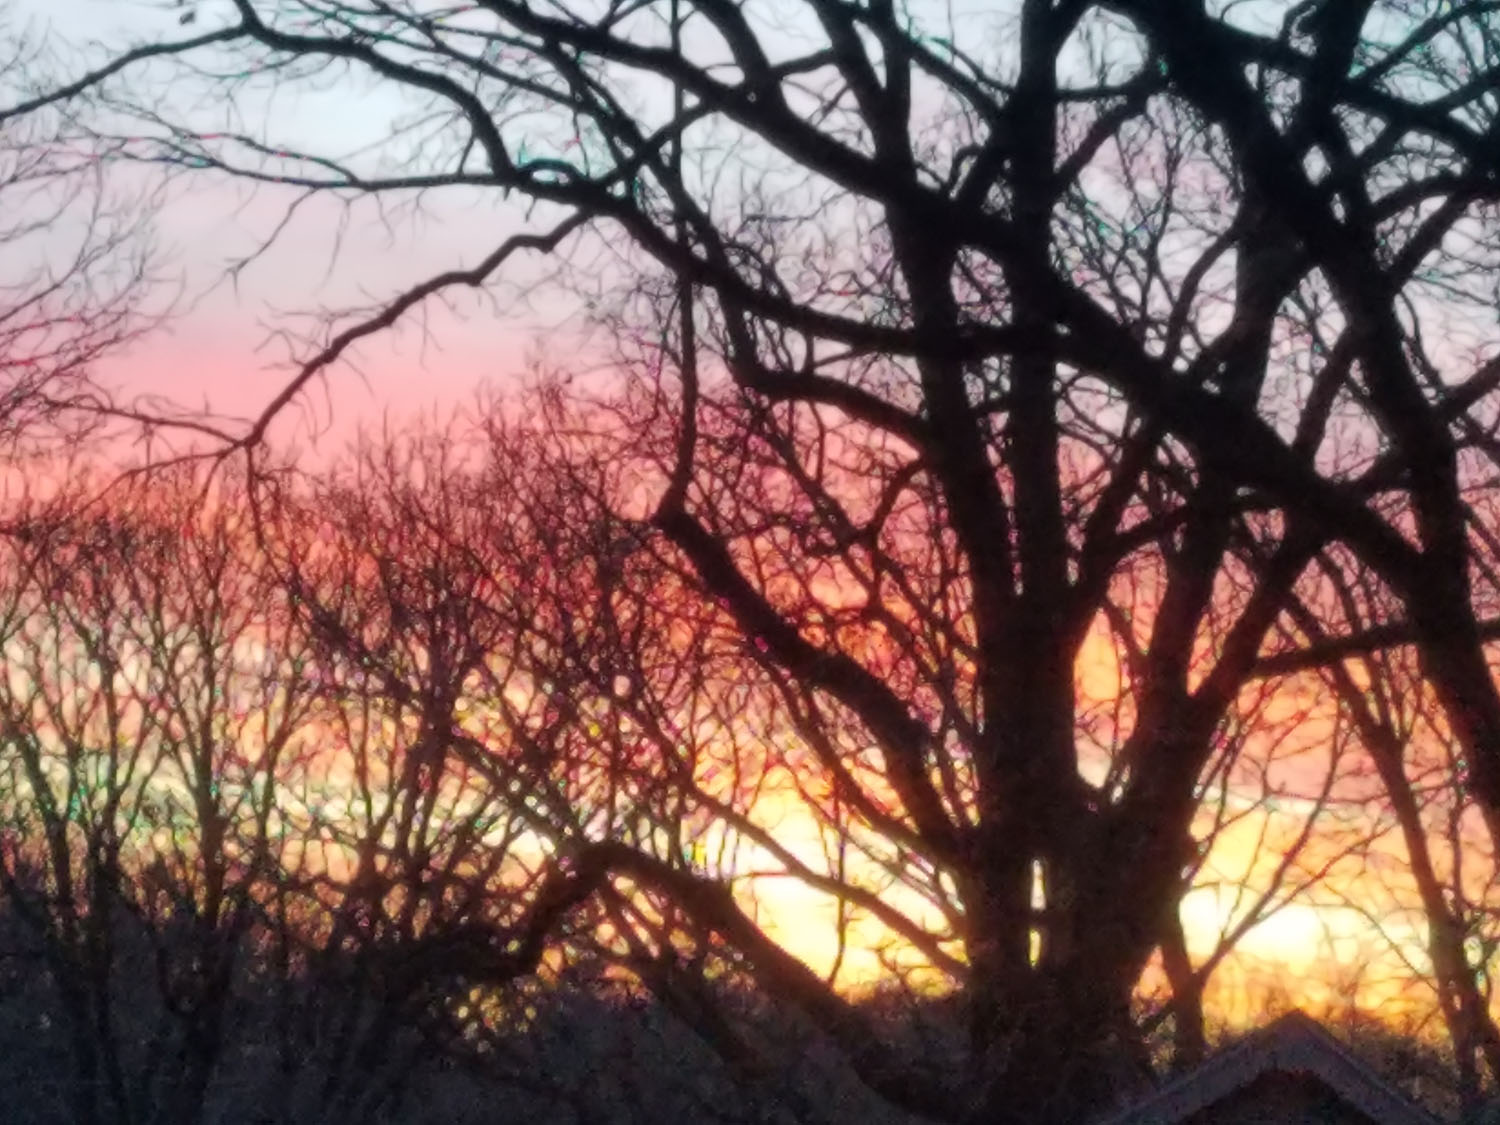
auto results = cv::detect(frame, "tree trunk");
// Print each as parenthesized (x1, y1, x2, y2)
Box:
(974, 963, 1147, 1125)
(1161, 908, 1208, 1072)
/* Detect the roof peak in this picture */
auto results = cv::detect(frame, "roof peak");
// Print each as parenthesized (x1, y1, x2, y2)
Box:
(1095, 1010, 1441, 1125)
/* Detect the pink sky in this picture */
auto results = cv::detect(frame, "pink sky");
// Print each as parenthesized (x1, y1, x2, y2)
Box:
(14, 0, 581, 455)
(105, 178, 571, 456)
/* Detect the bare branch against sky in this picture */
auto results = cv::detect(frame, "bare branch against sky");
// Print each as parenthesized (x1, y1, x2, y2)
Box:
(4, 3, 1500, 1122)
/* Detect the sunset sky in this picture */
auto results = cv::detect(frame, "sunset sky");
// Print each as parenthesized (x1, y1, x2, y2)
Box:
(19, 0, 573, 448)
(10, 0, 1461, 1027)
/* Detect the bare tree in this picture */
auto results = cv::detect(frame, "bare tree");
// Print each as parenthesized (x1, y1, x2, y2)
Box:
(12, 3, 1500, 1121)
(265, 420, 893, 1123)
(0, 43, 162, 458)
(253, 428, 548, 1122)
(0, 468, 316, 1125)
(1291, 565, 1500, 1116)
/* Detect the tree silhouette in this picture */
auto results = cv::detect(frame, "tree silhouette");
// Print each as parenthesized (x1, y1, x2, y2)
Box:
(8, 3, 1500, 1121)
(0, 98, 159, 457)
(0, 470, 317, 1124)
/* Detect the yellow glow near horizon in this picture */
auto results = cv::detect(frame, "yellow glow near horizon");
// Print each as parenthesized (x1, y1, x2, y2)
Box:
(0, 460, 1476, 1039)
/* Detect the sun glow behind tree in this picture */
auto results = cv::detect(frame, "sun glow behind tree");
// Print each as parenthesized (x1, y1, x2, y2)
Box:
(8, 0, 1500, 1120)
(2, 412, 1499, 1121)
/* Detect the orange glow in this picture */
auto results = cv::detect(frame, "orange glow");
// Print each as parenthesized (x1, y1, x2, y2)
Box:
(28, 332, 1491, 1042)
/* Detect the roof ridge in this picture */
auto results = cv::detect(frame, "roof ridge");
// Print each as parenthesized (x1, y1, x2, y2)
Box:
(1094, 1009, 1442, 1125)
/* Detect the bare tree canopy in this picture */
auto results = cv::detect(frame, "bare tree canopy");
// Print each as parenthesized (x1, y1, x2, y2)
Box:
(0, 110, 160, 456)
(7, 1, 1500, 1122)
